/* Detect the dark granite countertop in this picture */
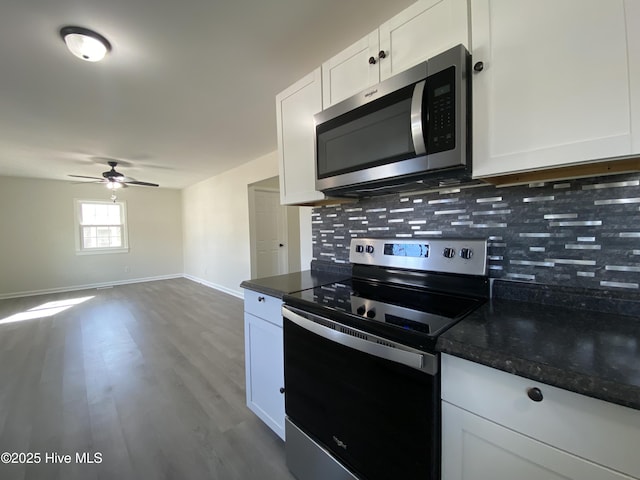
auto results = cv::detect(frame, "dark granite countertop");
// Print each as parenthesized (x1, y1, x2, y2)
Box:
(240, 270, 350, 299)
(437, 280, 640, 411)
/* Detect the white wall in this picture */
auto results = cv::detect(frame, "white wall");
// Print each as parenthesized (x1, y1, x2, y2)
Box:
(182, 150, 311, 298)
(0, 176, 183, 298)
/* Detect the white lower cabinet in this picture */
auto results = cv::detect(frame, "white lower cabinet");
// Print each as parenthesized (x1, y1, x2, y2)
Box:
(442, 402, 633, 480)
(441, 354, 640, 480)
(243, 291, 285, 440)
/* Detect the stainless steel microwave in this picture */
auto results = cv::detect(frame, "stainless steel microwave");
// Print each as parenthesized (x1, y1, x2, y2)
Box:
(315, 44, 471, 197)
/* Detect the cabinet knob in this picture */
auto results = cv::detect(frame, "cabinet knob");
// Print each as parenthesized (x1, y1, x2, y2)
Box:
(257, 296, 265, 302)
(527, 387, 543, 402)
(368, 56, 377, 65)
(279, 387, 285, 394)
(279, 243, 284, 247)
(378, 50, 387, 59)
(473, 61, 484, 72)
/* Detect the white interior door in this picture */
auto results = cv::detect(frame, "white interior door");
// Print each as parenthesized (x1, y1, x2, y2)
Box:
(254, 189, 288, 278)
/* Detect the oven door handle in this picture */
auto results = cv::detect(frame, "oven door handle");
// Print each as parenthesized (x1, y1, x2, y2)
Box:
(282, 305, 438, 375)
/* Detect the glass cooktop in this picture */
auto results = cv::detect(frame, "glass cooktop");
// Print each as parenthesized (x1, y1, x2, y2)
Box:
(284, 277, 485, 351)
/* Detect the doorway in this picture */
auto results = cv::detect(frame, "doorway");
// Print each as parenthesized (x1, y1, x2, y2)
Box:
(248, 177, 301, 279)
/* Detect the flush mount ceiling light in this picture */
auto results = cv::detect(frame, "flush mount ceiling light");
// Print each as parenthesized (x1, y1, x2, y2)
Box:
(60, 26, 111, 62)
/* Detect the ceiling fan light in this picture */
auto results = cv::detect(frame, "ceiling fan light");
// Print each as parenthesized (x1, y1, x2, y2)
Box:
(106, 181, 122, 190)
(60, 26, 111, 62)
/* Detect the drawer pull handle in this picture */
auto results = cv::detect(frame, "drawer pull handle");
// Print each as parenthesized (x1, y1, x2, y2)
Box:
(527, 387, 543, 402)
(257, 296, 265, 302)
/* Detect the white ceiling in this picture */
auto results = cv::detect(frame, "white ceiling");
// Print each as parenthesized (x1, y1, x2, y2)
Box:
(0, 0, 414, 189)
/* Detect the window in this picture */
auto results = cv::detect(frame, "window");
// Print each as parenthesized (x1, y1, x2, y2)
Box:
(75, 200, 128, 254)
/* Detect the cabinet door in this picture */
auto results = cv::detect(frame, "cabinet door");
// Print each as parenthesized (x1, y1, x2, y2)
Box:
(627, 0, 640, 154)
(244, 312, 285, 439)
(442, 402, 636, 480)
(441, 354, 640, 478)
(379, 0, 469, 80)
(322, 30, 380, 109)
(471, 0, 633, 178)
(276, 68, 325, 205)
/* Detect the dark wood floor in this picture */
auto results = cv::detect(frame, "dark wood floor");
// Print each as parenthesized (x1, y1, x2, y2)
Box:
(0, 279, 295, 480)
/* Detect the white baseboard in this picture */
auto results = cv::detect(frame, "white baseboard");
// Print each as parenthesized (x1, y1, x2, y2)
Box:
(183, 274, 244, 299)
(0, 274, 184, 300)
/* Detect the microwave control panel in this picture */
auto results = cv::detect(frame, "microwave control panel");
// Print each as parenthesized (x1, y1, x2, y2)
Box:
(426, 66, 456, 154)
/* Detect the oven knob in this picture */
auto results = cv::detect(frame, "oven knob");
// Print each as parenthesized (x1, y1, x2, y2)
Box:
(365, 245, 374, 254)
(460, 248, 473, 260)
(366, 308, 376, 318)
(356, 305, 366, 315)
(355, 245, 364, 253)
(443, 247, 456, 258)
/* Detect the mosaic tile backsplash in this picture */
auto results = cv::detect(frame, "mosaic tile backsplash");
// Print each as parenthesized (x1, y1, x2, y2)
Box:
(311, 172, 640, 291)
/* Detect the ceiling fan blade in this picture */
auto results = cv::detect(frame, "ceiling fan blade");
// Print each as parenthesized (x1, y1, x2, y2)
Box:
(69, 174, 104, 180)
(125, 180, 159, 187)
(70, 162, 158, 187)
(115, 176, 136, 183)
(71, 180, 106, 185)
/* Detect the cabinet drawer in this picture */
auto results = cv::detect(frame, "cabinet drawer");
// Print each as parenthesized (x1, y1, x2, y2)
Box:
(441, 354, 640, 478)
(244, 290, 283, 327)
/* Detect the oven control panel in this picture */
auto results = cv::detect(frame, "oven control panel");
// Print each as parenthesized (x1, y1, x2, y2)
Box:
(349, 237, 487, 276)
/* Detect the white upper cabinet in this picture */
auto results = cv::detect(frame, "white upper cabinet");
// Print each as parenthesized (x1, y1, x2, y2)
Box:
(276, 68, 325, 205)
(378, 0, 469, 80)
(322, 30, 380, 109)
(322, 0, 469, 109)
(471, 0, 639, 179)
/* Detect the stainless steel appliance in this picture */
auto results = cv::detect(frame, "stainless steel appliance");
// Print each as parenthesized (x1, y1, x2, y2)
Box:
(282, 238, 488, 480)
(314, 44, 471, 197)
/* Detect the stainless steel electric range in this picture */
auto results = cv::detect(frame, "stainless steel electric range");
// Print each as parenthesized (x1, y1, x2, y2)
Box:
(282, 237, 488, 480)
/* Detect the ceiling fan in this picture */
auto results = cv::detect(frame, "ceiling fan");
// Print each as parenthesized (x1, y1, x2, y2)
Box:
(69, 161, 159, 187)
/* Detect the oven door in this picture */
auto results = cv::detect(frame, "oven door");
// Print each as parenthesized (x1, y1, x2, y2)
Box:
(282, 305, 440, 480)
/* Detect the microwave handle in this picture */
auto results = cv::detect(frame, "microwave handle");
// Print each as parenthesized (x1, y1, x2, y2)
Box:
(410, 80, 427, 156)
